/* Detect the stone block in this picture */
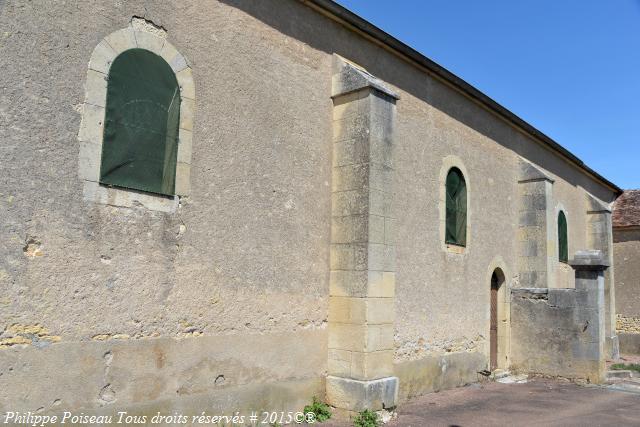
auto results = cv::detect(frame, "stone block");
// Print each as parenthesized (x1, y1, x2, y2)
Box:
(369, 272, 395, 298)
(367, 243, 385, 271)
(369, 215, 385, 244)
(518, 211, 540, 227)
(89, 39, 116, 74)
(369, 91, 396, 124)
(333, 113, 370, 143)
(333, 138, 370, 168)
(328, 323, 393, 352)
(133, 30, 164, 56)
(519, 240, 538, 257)
(330, 270, 368, 297)
(369, 163, 393, 192)
(518, 160, 554, 184)
(368, 189, 388, 217)
(332, 163, 369, 192)
(176, 67, 195, 100)
(332, 190, 368, 217)
(331, 54, 399, 100)
(517, 226, 543, 242)
(78, 140, 102, 182)
(329, 323, 367, 351)
(383, 245, 396, 271)
(350, 350, 395, 380)
(522, 194, 547, 211)
(104, 28, 137, 53)
(353, 243, 368, 270)
(574, 288, 599, 309)
(384, 218, 396, 245)
(328, 349, 352, 377)
(575, 274, 600, 291)
(570, 250, 610, 270)
(326, 376, 398, 411)
(329, 297, 394, 325)
(329, 297, 367, 324)
(179, 98, 195, 131)
(332, 90, 369, 121)
(330, 244, 355, 270)
(77, 104, 105, 144)
(548, 289, 577, 308)
(366, 324, 394, 352)
(84, 69, 108, 107)
(366, 298, 395, 324)
(175, 162, 191, 196)
(369, 136, 393, 169)
(177, 128, 193, 164)
(331, 215, 368, 244)
(160, 42, 188, 73)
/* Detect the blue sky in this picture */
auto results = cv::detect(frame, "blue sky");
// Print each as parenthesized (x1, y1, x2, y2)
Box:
(335, 0, 640, 189)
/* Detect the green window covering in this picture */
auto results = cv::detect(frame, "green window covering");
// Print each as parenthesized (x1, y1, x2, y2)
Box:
(558, 211, 568, 263)
(445, 167, 467, 246)
(99, 48, 180, 196)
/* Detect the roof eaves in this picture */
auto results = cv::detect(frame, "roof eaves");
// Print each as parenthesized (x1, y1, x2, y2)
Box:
(301, 0, 622, 195)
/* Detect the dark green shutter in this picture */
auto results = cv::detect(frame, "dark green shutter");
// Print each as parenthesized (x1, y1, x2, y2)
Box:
(558, 211, 568, 263)
(445, 168, 467, 246)
(100, 48, 180, 196)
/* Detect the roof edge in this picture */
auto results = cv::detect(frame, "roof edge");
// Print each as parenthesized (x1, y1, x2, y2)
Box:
(301, 0, 622, 195)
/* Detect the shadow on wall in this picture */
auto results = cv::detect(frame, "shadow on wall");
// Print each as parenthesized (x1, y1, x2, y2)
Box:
(219, 0, 616, 202)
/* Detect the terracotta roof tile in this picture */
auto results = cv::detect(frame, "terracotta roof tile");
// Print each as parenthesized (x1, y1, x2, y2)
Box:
(613, 190, 640, 228)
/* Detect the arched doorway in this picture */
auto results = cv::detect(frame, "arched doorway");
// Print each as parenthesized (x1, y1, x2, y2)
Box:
(490, 268, 506, 371)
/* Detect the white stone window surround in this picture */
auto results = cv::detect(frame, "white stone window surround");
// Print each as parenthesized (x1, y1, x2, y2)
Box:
(77, 21, 195, 213)
(439, 155, 471, 254)
(555, 203, 569, 263)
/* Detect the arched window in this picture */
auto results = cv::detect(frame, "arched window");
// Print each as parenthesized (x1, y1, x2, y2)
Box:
(99, 48, 180, 196)
(445, 167, 467, 246)
(558, 211, 568, 263)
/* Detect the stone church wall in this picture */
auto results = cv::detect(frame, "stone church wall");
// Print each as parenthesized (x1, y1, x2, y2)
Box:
(0, 0, 620, 415)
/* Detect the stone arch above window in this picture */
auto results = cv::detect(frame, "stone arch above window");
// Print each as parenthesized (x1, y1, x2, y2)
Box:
(78, 21, 195, 212)
(558, 209, 569, 263)
(439, 155, 471, 253)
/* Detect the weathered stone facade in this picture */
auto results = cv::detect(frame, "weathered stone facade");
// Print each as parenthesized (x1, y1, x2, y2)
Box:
(612, 192, 640, 354)
(0, 0, 621, 416)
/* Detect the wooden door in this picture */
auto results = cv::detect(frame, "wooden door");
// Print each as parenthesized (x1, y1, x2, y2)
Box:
(490, 272, 499, 371)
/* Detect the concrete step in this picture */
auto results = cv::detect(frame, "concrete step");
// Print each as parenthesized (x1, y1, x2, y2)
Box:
(607, 370, 633, 380)
(496, 374, 528, 384)
(608, 379, 640, 394)
(492, 369, 511, 380)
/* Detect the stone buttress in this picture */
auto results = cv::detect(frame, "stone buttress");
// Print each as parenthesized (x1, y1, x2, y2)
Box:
(326, 55, 399, 411)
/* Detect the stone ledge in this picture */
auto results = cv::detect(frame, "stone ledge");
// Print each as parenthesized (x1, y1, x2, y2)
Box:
(518, 159, 555, 184)
(331, 54, 400, 100)
(569, 250, 610, 271)
(82, 181, 179, 213)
